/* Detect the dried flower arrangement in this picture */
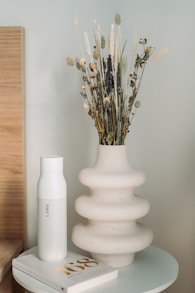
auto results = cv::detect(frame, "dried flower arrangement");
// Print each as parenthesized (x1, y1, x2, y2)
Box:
(66, 14, 155, 145)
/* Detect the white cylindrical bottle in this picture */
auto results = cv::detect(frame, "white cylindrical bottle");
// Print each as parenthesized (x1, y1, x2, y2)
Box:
(37, 156, 67, 262)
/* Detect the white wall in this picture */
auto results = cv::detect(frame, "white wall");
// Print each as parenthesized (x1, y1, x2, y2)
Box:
(0, 0, 195, 292)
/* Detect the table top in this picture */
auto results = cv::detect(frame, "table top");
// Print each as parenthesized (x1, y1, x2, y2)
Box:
(12, 245, 178, 293)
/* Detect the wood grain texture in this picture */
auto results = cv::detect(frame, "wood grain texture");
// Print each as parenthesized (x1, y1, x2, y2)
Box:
(0, 267, 24, 293)
(0, 240, 24, 293)
(0, 27, 25, 292)
(0, 27, 24, 240)
(0, 239, 23, 282)
(0, 268, 12, 293)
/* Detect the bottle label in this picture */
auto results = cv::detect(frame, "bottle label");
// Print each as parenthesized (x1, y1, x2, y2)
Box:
(38, 197, 67, 261)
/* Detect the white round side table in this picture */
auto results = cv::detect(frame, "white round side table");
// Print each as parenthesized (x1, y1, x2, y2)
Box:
(12, 245, 178, 293)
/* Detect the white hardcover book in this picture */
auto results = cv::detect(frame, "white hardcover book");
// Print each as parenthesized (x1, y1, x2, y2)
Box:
(12, 247, 118, 293)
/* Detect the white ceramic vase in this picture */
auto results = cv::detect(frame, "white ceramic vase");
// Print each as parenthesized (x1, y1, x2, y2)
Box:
(72, 145, 153, 267)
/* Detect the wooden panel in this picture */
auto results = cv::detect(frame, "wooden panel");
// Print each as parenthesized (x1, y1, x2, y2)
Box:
(0, 268, 12, 293)
(0, 240, 23, 282)
(0, 267, 24, 293)
(0, 27, 24, 240)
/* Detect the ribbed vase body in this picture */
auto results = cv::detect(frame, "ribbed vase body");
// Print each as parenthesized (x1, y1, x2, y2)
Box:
(72, 145, 153, 267)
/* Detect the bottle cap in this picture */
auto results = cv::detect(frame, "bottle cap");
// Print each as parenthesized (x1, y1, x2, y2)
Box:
(40, 156, 63, 173)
